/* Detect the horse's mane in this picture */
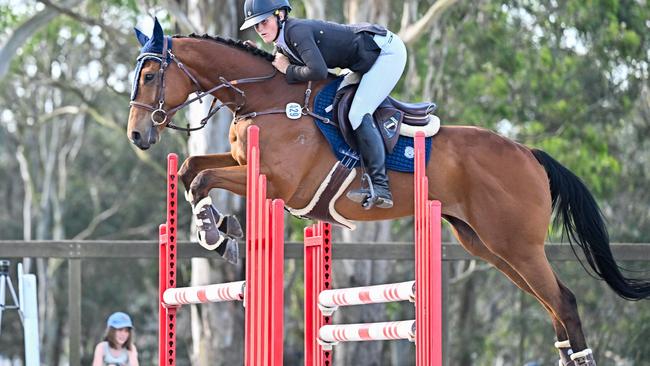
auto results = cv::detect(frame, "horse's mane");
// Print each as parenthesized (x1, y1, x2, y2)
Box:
(173, 33, 275, 62)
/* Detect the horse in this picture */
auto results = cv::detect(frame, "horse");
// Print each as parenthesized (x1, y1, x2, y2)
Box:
(126, 19, 649, 364)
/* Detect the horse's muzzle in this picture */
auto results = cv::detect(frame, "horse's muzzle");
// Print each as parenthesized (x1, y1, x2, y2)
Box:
(130, 128, 158, 150)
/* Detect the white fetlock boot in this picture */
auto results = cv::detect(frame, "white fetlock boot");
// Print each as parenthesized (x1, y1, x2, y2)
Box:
(193, 196, 226, 251)
(554, 340, 574, 366)
(570, 349, 596, 366)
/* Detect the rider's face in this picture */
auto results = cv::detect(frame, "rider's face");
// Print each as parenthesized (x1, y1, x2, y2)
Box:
(254, 15, 278, 44)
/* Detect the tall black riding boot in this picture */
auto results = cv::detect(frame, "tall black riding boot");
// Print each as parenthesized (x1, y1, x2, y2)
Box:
(346, 113, 393, 209)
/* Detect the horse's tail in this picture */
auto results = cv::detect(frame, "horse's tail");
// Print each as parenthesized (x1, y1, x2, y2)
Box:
(531, 149, 650, 300)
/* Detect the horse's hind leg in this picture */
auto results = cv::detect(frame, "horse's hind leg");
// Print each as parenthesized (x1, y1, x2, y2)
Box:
(446, 217, 571, 349)
(477, 226, 591, 362)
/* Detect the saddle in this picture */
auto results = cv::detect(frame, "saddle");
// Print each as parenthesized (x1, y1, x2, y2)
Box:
(332, 81, 437, 154)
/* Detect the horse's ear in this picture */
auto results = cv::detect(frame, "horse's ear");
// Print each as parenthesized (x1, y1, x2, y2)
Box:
(152, 17, 164, 43)
(134, 27, 150, 46)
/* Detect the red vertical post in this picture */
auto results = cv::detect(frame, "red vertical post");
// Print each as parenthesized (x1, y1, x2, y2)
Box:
(430, 200, 442, 365)
(414, 132, 442, 366)
(245, 125, 284, 366)
(159, 153, 178, 366)
(304, 225, 317, 366)
(270, 199, 285, 366)
(167, 153, 178, 366)
(414, 132, 425, 366)
(245, 126, 259, 366)
(158, 224, 168, 366)
(304, 222, 332, 366)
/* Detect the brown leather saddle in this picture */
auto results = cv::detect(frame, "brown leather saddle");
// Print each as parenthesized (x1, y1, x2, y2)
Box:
(332, 84, 437, 154)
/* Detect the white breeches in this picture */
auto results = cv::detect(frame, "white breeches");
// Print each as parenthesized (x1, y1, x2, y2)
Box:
(348, 30, 407, 130)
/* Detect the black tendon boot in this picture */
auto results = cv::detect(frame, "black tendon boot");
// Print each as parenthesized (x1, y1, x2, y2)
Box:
(346, 113, 393, 208)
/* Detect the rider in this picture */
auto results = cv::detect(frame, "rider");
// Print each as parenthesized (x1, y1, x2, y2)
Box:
(240, 0, 407, 209)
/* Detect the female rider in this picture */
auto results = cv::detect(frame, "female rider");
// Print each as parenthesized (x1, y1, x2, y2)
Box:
(240, 0, 407, 209)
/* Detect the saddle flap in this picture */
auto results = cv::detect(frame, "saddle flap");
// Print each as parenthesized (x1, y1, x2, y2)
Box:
(373, 107, 403, 154)
(333, 85, 358, 149)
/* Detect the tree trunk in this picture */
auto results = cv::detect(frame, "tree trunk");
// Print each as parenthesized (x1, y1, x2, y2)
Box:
(304, 0, 326, 20)
(345, 0, 390, 25)
(398, 0, 461, 45)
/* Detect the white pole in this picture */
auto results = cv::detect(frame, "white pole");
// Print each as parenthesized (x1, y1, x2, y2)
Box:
(19, 263, 40, 366)
(0, 274, 5, 332)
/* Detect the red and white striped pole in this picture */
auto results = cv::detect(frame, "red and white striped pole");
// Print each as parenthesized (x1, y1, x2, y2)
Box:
(318, 281, 415, 315)
(319, 320, 415, 348)
(163, 281, 245, 305)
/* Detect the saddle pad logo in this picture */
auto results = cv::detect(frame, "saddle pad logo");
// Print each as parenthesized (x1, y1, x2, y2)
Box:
(285, 102, 302, 119)
(404, 146, 415, 159)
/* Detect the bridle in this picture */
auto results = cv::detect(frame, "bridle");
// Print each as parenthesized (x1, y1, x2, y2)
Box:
(129, 36, 277, 134)
(129, 36, 333, 135)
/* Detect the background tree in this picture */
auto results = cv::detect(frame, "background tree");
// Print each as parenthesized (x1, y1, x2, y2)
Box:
(1, 0, 648, 365)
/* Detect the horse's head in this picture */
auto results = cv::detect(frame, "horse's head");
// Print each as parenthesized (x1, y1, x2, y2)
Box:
(127, 18, 193, 150)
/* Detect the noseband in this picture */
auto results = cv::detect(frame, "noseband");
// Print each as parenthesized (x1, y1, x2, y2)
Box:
(129, 36, 276, 134)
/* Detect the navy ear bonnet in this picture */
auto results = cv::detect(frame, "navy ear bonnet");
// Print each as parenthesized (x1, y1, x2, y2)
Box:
(131, 17, 173, 101)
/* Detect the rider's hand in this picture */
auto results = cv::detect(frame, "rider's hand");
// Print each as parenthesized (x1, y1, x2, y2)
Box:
(272, 53, 290, 74)
(243, 40, 259, 48)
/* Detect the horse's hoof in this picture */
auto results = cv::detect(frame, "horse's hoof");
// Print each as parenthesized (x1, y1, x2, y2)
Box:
(570, 349, 595, 365)
(220, 215, 243, 239)
(216, 238, 239, 265)
(555, 340, 575, 366)
(194, 196, 227, 250)
(558, 359, 575, 366)
(196, 228, 226, 251)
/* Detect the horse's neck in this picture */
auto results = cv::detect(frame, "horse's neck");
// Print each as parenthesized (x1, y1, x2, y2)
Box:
(175, 38, 307, 113)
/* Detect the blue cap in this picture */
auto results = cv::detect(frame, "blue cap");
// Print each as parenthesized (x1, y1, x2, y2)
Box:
(107, 312, 133, 329)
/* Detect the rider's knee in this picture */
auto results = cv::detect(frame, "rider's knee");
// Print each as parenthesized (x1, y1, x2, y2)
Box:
(348, 106, 367, 129)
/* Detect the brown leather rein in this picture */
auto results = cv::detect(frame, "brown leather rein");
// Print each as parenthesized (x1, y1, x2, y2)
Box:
(129, 36, 332, 135)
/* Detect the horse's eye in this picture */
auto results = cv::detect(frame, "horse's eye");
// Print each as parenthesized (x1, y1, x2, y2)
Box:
(144, 73, 155, 83)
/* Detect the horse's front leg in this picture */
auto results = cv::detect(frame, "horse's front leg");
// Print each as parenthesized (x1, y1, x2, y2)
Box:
(178, 153, 239, 201)
(188, 165, 248, 265)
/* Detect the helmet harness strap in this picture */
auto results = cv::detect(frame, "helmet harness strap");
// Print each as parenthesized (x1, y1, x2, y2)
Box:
(273, 9, 285, 42)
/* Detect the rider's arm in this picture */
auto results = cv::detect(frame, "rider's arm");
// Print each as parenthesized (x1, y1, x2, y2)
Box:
(285, 24, 328, 83)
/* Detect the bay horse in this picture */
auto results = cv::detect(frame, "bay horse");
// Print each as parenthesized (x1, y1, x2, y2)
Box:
(126, 19, 648, 364)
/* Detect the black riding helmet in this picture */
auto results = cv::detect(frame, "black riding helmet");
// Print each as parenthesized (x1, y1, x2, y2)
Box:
(240, 0, 292, 31)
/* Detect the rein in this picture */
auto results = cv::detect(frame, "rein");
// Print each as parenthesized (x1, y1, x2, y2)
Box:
(129, 37, 332, 135)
